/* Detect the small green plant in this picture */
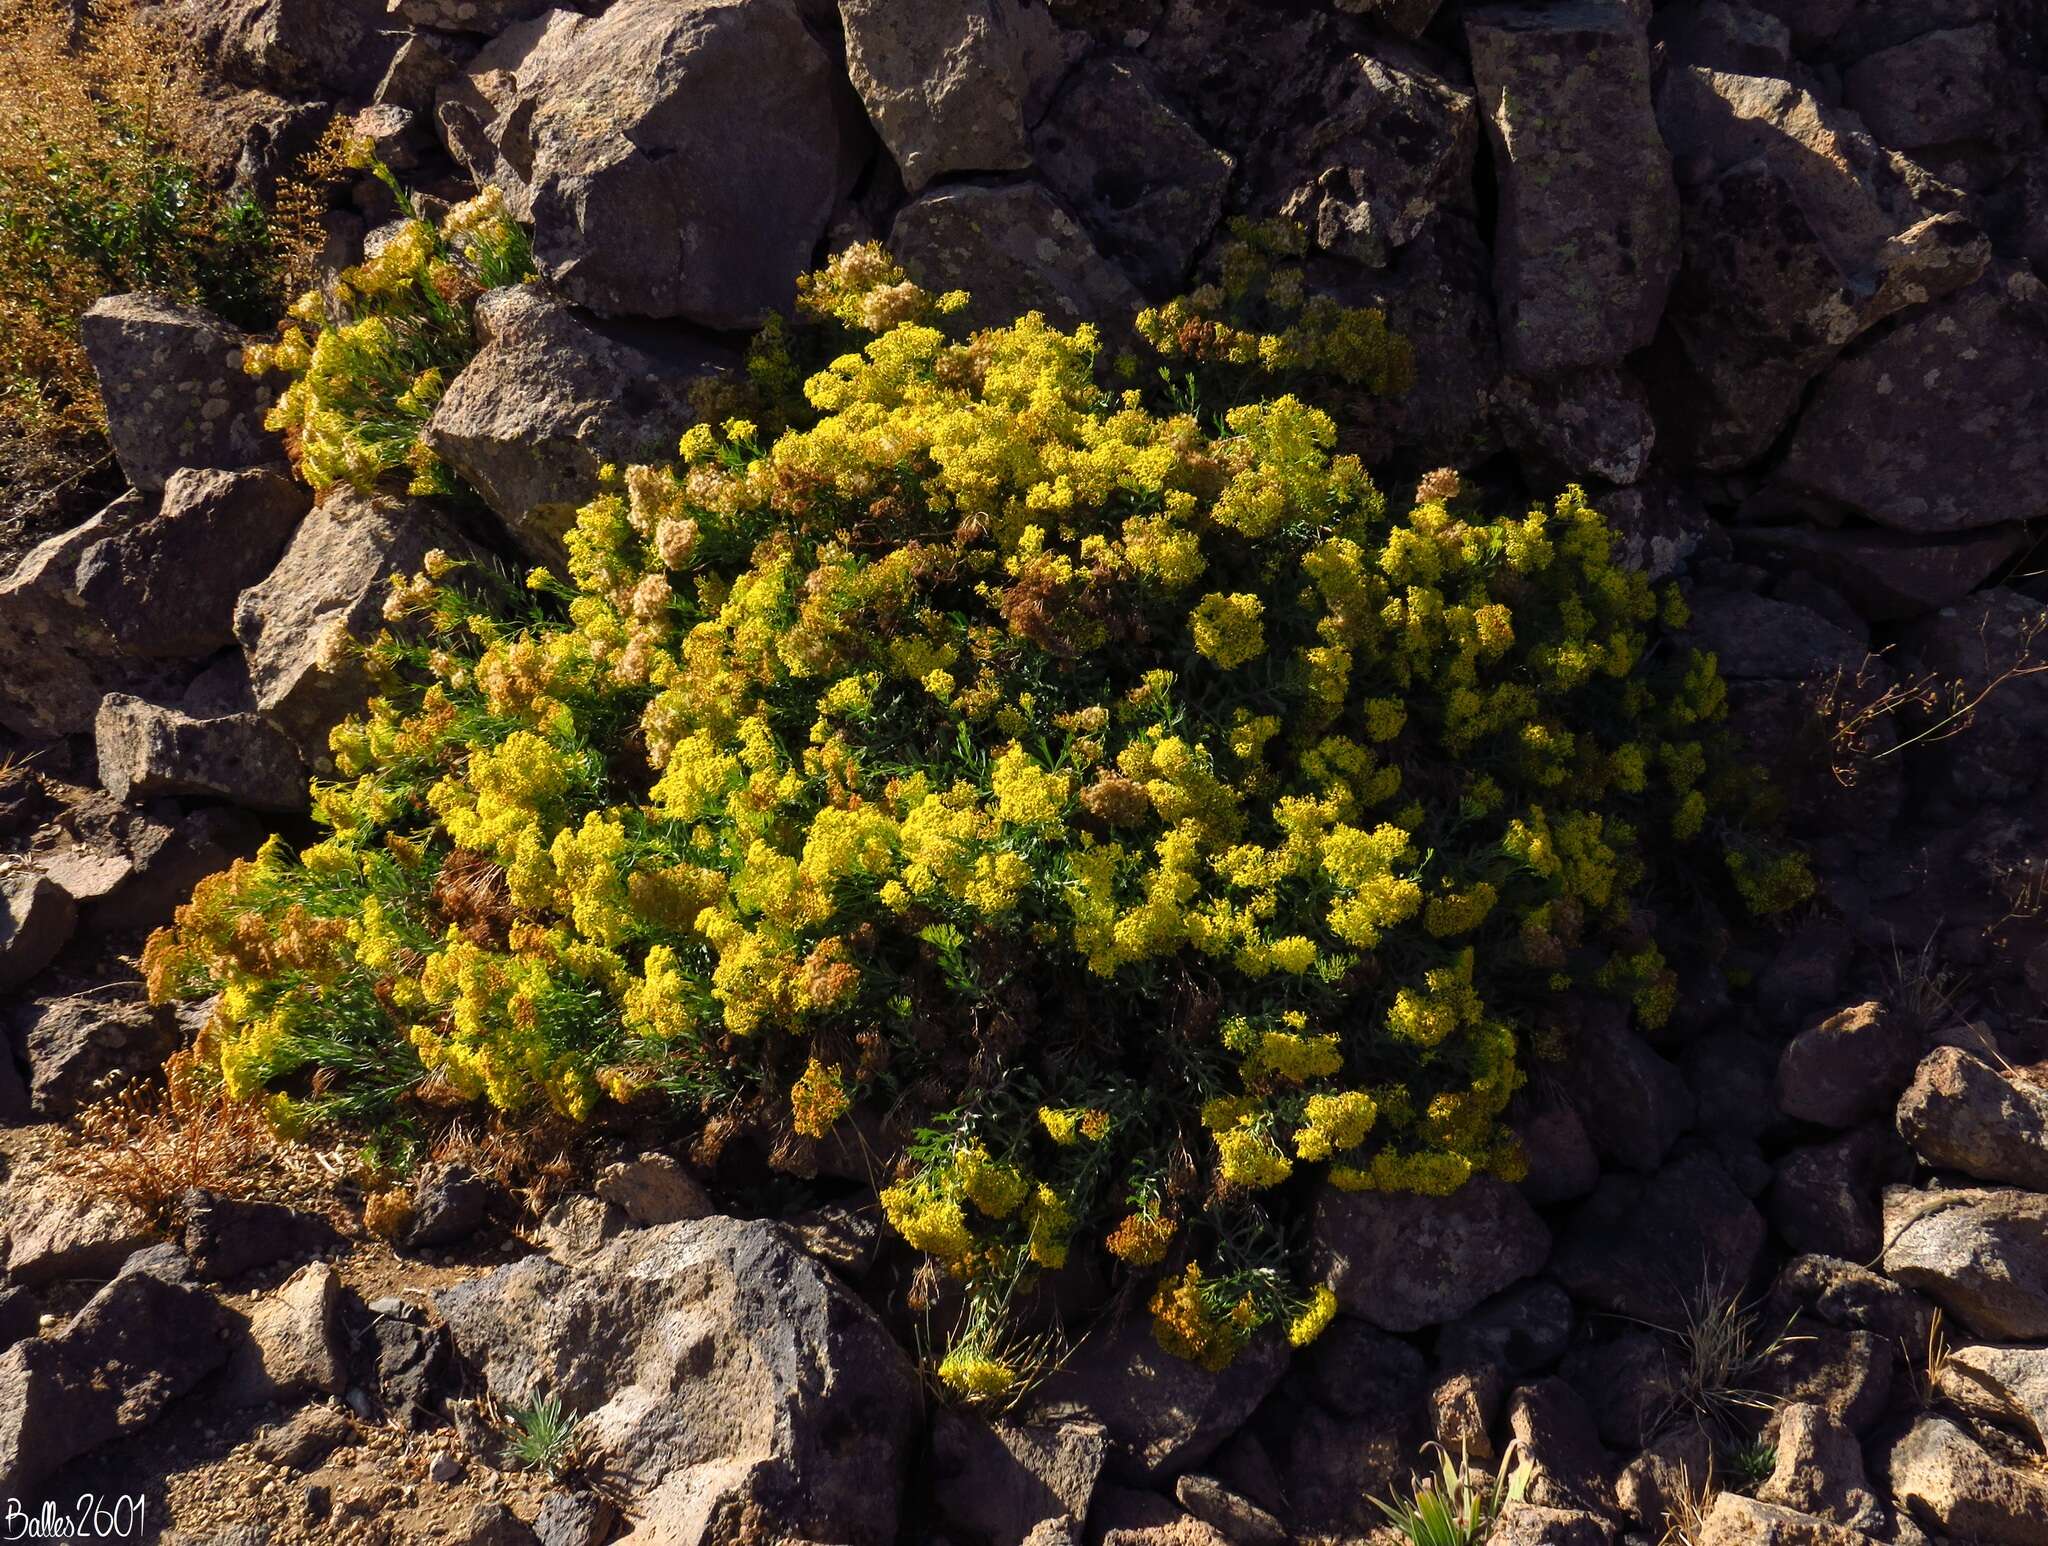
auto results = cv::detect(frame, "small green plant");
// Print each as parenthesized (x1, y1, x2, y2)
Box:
(1720, 1438, 1777, 1495)
(1367, 1439, 1532, 1546)
(1643, 1279, 1807, 1444)
(504, 1390, 581, 1476)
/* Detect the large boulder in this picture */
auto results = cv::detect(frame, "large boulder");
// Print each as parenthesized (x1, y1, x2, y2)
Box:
(1695, 1494, 1879, 1546)
(1776, 1000, 1921, 1128)
(890, 182, 1143, 333)
(1031, 59, 1233, 295)
(435, 1217, 918, 1545)
(1550, 1150, 1765, 1322)
(1558, 1003, 1694, 1172)
(421, 285, 726, 570)
(1313, 1178, 1550, 1332)
(1773, 267, 2048, 532)
(79, 294, 281, 495)
(233, 490, 479, 767)
(838, 0, 1033, 193)
(1842, 25, 2001, 151)
(95, 695, 305, 812)
(0, 871, 74, 998)
(168, 0, 398, 96)
(0, 1270, 235, 1501)
(1896, 1047, 2048, 1189)
(435, 0, 864, 327)
(1650, 65, 1985, 469)
(1881, 1186, 2048, 1341)
(1464, 0, 1678, 374)
(15, 992, 178, 1118)
(927, 1409, 1107, 1545)
(1881, 1414, 2048, 1546)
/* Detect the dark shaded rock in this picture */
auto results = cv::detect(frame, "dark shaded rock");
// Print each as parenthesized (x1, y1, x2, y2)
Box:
(1775, 268, 2048, 533)
(1770, 1255, 1935, 1350)
(928, 1409, 1106, 1545)
(390, 0, 553, 32)
(1651, 1, 1793, 74)
(1880, 1414, 2048, 1546)
(421, 285, 727, 571)
(1733, 525, 2026, 625)
(891, 182, 1143, 334)
(1561, 1331, 1677, 1448)
(1513, 1093, 1600, 1206)
(87, 803, 265, 937)
(1896, 1047, 2048, 1189)
(80, 294, 281, 494)
(1757, 1326, 1891, 1435)
(366, 1314, 448, 1430)
(1592, 478, 1713, 581)
(17, 992, 177, 1118)
(170, 0, 397, 97)
(436, 0, 862, 327)
(437, 1218, 918, 1543)
(1769, 1125, 1910, 1262)
(1685, 591, 1865, 683)
(0, 1269, 234, 1500)
(1496, 367, 1655, 486)
(182, 1189, 343, 1281)
(533, 1490, 615, 1546)
(1551, 1150, 1764, 1322)
(1274, 1404, 1414, 1539)
(406, 1161, 496, 1248)
(1776, 1001, 1920, 1128)
(1175, 1473, 1284, 1546)
(1842, 26, 2000, 150)
(1464, 0, 1678, 373)
(1314, 1178, 1550, 1333)
(1506, 1378, 1615, 1516)
(1298, 1316, 1425, 1420)
(1899, 589, 2048, 803)
(75, 467, 306, 658)
(0, 1289, 38, 1353)
(1683, 1031, 1782, 1144)
(0, 871, 74, 998)
(1438, 1280, 1576, 1376)
(1882, 1185, 2048, 1341)
(1490, 1502, 1618, 1546)
(1558, 1003, 1694, 1172)
(95, 695, 305, 811)
(838, 0, 1032, 193)
(1032, 58, 1232, 294)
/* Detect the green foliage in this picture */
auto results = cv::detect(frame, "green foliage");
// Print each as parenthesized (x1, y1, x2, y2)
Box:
(1645, 1281, 1808, 1445)
(245, 150, 533, 499)
(504, 1391, 581, 1476)
(1368, 1441, 1533, 1546)
(146, 235, 1806, 1394)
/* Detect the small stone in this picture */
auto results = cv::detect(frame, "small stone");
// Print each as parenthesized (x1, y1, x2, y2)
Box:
(593, 1153, 714, 1227)
(429, 1450, 465, 1485)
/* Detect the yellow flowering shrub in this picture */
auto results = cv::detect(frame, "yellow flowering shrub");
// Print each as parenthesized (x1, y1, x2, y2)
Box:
(145, 233, 1806, 1396)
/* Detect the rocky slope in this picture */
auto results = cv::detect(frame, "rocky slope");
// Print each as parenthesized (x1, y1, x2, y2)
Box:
(3, 1, 2048, 1543)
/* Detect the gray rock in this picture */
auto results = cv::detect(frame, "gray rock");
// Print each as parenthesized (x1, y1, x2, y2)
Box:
(1551, 1150, 1764, 1323)
(1768, 1125, 1909, 1262)
(1514, 1093, 1600, 1206)
(928, 1409, 1106, 1544)
(1558, 1002, 1694, 1172)
(1935, 1344, 2048, 1451)
(532, 1490, 614, 1546)
(1488, 1502, 1618, 1546)
(80, 294, 281, 495)
(170, 0, 398, 96)
(1465, 0, 1678, 373)
(0, 1269, 234, 1499)
(1035, 1315, 1286, 1486)
(1331, 0, 1442, 36)
(95, 695, 305, 812)
(1842, 25, 2000, 150)
(436, 1218, 918, 1544)
(1, 1174, 152, 1285)
(1314, 1178, 1550, 1333)
(406, 1161, 496, 1248)
(1299, 1316, 1426, 1420)
(374, 34, 463, 116)
(75, 468, 307, 659)
(436, 0, 863, 327)
(1696, 1493, 1880, 1546)
(226, 1263, 348, 1406)
(592, 1153, 713, 1227)
(890, 182, 1144, 333)
(1770, 1255, 1935, 1351)
(0, 870, 74, 997)
(1775, 267, 2048, 533)
(1438, 1280, 1576, 1377)
(365, 1315, 448, 1429)
(1882, 1185, 2048, 1341)
(1686, 591, 1866, 683)
(1032, 58, 1232, 295)
(1561, 1330, 1677, 1448)
(1733, 525, 2027, 625)
(1496, 367, 1656, 486)
(1881, 1414, 2048, 1546)
(1759, 1402, 1883, 1530)
(420, 284, 726, 570)
(1175, 1472, 1286, 1546)
(389, 0, 554, 31)
(1896, 1047, 2048, 1189)
(233, 489, 478, 767)
(17, 992, 177, 1118)
(183, 1189, 343, 1281)
(1776, 1000, 1919, 1128)
(839, 0, 1032, 193)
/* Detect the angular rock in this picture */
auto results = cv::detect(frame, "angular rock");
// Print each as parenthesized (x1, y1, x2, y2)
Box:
(1775, 268, 2048, 532)
(0, 870, 74, 997)
(171, 0, 397, 97)
(233, 489, 478, 767)
(1770, 1255, 1935, 1350)
(1275, 1403, 1415, 1538)
(80, 294, 280, 495)
(227, 1262, 348, 1405)
(1032, 58, 1232, 294)
(366, 1314, 448, 1430)
(839, 0, 1031, 193)
(0, 1271, 234, 1498)
(1561, 1331, 1677, 1448)
(1514, 1093, 1600, 1206)
(1758, 1327, 1891, 1435)
(95, 695, 304, 812)
(891, 182, 1143, 333)
(1496, 367, 1656, 486)
(183, 1189, 342, 1281)
(1776, 1001, 1919, 1127)
(2, 1173, 153, 1286)
(1314, 1178, 1549, 1332)
(390, 0, 553, 31)
(1685, 591, 1865, 683)
(533, 1490, 615, 1546)
(1429, 1363, 1503, 1460)
(1882, 1414, 2048, 1546)
(1733, 525, 2026, 625)
(86, 803, 265, 937)
(1551, 1150, 1764, 1323)
(1935, 1344, 2048, 1450)
(436, 0, 861, 327)
(1842, 26, 2000, 150)
(1759, 1403, 1882, 1529)
(1697, 1494, 1880, 1546)
(1438, 1280, 1576, 1376)
(1174, 1474, 1285, 1546)
(1094, 1487, 1231, 1546)
(420, 285, 726, 570)
(405, 1161, 496, 1248)
(538, 1195, 627, 1262)
(1768, 1126, 1909, 1262)
(436, 1218, 918, 1543)
(1882, 1186, 2048, 1341)
(17, 992, 177, 1118)
(1593, 478, 1712, 581)
(1489, 1502, 1618, 1546)
(1298, 1316, 1425, 1420)
(1506, 1379, 1615, 1516)
(251, 1403, 356, 1470)
(928, 1409, 1106, 1544)
(1558, 1003, 1693, 1172)
(75, 468, 307, 659)
(1036, 1316, 1286, 1486)
(1896, 1047, 2048, 1189)
(1465, 1, 1678, 373)
(592, 1153, 713, 1228)
(1616, 1425, 1711, 1536)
